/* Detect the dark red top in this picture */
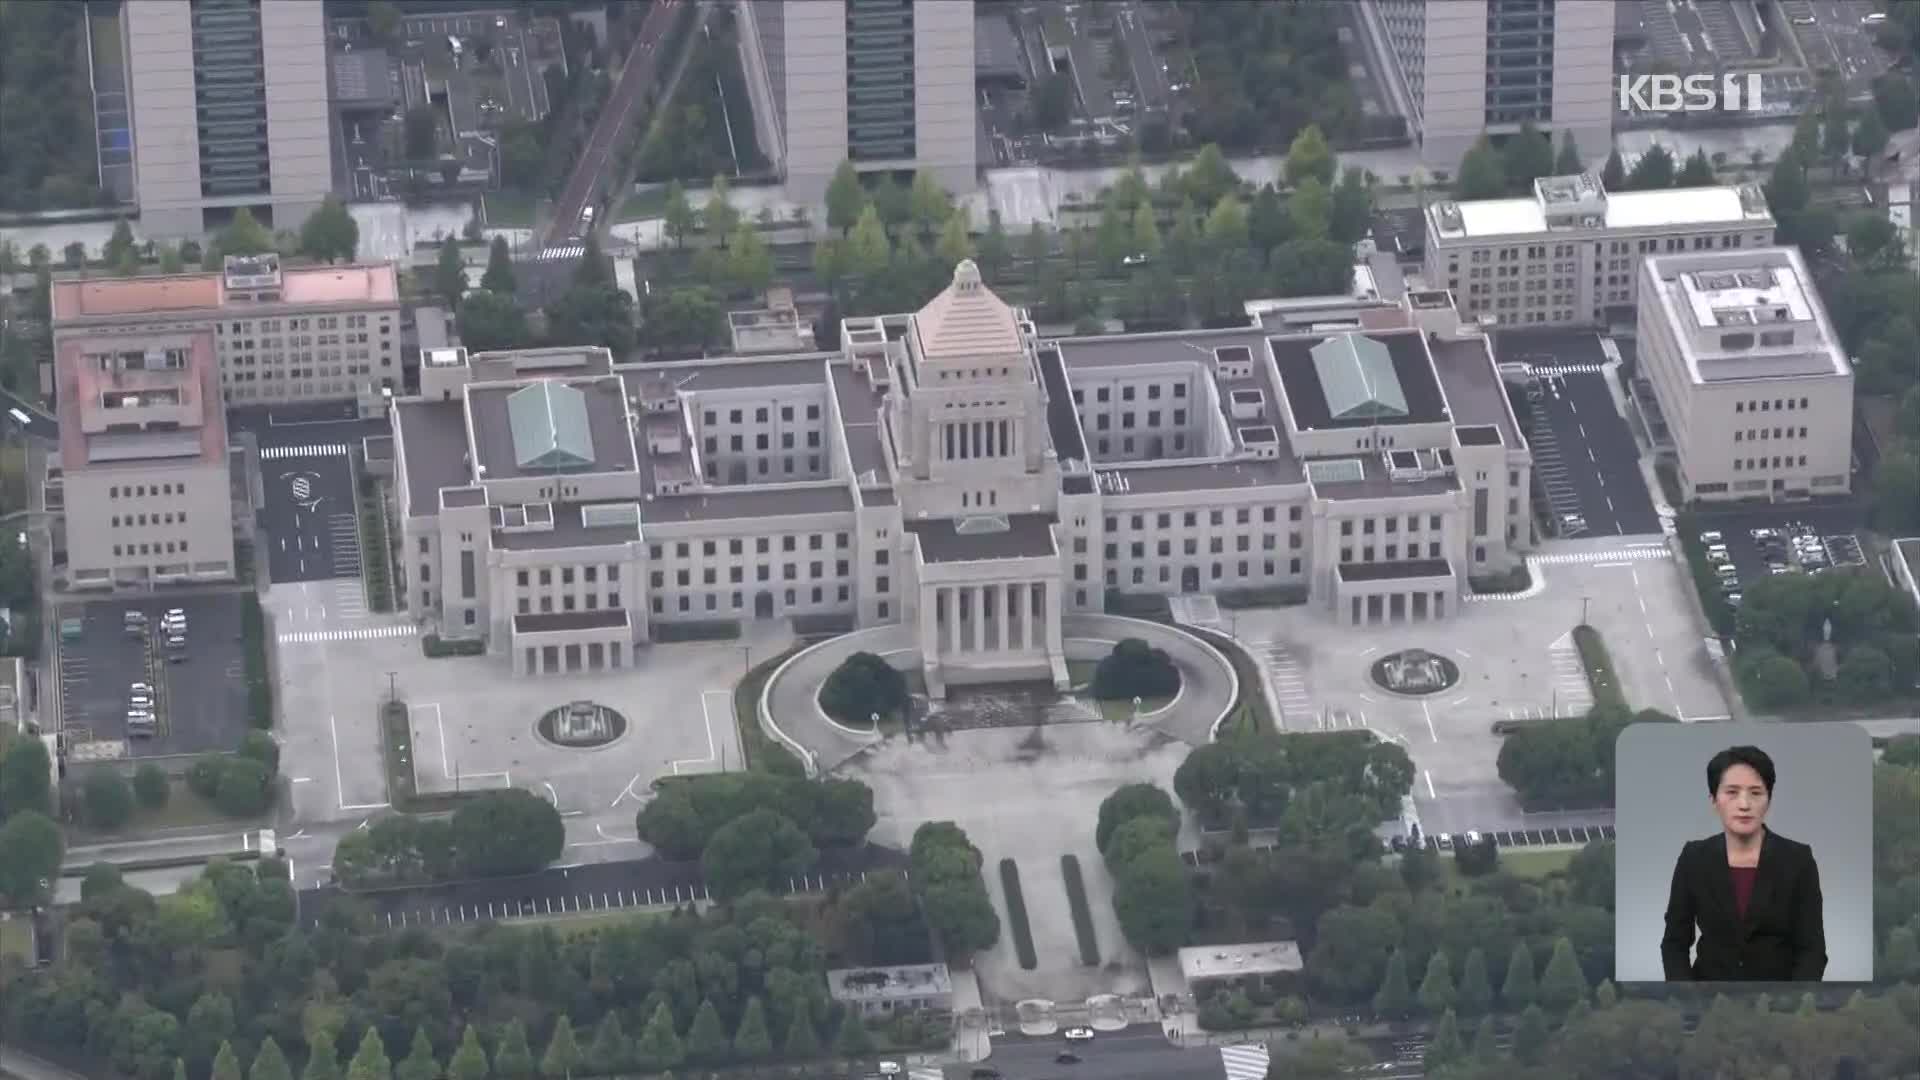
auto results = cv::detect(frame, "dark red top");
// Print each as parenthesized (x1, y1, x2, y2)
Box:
(1730, 865, 1759, 922)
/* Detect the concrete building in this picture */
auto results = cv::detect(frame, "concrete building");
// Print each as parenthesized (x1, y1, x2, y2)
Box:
(1363, 0, 1615, 170)
(49, 328, 237, 588)
(736, 0, 977, 204)
(1178, 941, 1305, 1000)
(1425, 174, 1777, 328)
(386, 262, 1533, 680)
(826, 964, 954, 1019)
(1636, 246, 1853, 503)
(123, 0, 332, 239)
(50, 256, 402, 415)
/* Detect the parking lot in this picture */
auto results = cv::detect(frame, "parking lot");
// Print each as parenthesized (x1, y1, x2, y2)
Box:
(1693, 514, 1871, 609)
(258, 446, 362, 585)
(1499, 330, 1661, 539)
(55, 594, 249, 756)
(1779, 0, 1892, 97)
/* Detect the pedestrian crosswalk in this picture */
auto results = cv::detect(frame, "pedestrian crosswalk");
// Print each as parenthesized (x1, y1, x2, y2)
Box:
(1219, 1043, 1271, 1080)
(261, 443, 351, 460)
(328, 514, 363, 576)
(907, 1068, 944, 1080)
(278, 624, 416, 644)
(540, 245, 587, 260)
(332, 580, 367, 619)
(1528, 546, 1671, 566)
(1529, 363, 1607, 376)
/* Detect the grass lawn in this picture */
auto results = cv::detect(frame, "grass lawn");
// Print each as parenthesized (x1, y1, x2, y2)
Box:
(0, 914, 31, 965)
(1572, 624, 1627, 711)
(731, 646, 806, 772)
(482, 189, 541, 228)
(65, 777, 239, 841)
(1064, 661, 1172, 722)
(613, 186, 672, 222)
(1441, 846, 1578, 892)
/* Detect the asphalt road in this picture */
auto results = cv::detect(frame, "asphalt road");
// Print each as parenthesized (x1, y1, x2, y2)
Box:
(296, 843, 908, 928)
(542, 0, 685, 250)
(965, 1032, 1223, 1080)
(1530, 371, 1661, 537)
(0, 385, 57, 440)
(259, 450, 361, 584)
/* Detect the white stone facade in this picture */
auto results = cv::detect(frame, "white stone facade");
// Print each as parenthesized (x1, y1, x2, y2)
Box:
(389, 265, 1535, 682)
(1636, 246, 1854, 503)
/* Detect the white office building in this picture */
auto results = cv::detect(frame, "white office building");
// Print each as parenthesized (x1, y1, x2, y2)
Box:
(51, 256, 402, 415)
(1363, 0, 1615, 169)
(123, 0, 332, 238)
(1636, 246, 1853, 503)
(50, 328, 238, 589)
(1425, 174, 1777, 328)
(736, 0, 977, 204)
(387, 263, 1533, 681)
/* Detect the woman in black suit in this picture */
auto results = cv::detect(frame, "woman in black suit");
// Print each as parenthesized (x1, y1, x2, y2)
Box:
(1661, 745, 1826, 981)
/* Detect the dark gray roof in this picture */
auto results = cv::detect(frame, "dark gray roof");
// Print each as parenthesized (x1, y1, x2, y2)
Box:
(1455, 425, 1502, 447)
(1056, 328, 1269, 371)
(975, 13, 1027, 84)
(1309, 454, 1459, 500)
(514, 610, 632, 633)
(830, 364, 889, 480)
(1037, 347, 1087, 464)
(1429, 335, 1524, 451)
(468, 378, 635, 480)
(330, 48, 397, 107)
(626, 355, 831, 394)
(396, 399, 472, 517)
(1337, 559, 1454, 582)
(1274, 330, 1449, 430)
(644, 484, 855, 524)
(493, 501, 643, 550)
(862, 486, 897, 507)
(909, 513, 1058, 563)
(442, 487, 486, 508)
(1098, 457, 1305, 494)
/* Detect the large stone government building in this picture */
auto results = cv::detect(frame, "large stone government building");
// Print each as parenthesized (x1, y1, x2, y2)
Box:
(389, 262, 1534, 684)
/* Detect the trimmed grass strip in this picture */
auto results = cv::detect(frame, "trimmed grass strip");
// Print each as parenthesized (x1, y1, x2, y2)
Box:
(1060, 854, 1101, 966)
(1572, 624, 1627, 711)
(999, 858, 1038, 970)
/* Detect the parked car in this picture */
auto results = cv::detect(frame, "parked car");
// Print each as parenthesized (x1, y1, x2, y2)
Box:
(1064, 1028, 1095, 1043)
(1700, 531, 1724, 545)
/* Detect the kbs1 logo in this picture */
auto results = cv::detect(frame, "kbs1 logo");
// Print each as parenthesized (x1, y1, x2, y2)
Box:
(1617, 73, 1765, 114)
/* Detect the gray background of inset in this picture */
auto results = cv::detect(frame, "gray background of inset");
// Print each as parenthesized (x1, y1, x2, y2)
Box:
(1613, 722, 1874, 983)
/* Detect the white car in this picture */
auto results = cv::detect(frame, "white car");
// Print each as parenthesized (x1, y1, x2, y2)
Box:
(876, 1063, 902, 1076)
(1064, 1027, 1095, 1042)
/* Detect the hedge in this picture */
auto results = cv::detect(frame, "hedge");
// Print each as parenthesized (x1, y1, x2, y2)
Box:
(1216, 585, 1309, 609)
(998, 859, 1038, 970)
(1060, 854, 1101, 966)
(240, 595, 273, 728)
(1571, 624, 1627, 712)
(422, 635, 487, 658)
(653, 619, 742, 643)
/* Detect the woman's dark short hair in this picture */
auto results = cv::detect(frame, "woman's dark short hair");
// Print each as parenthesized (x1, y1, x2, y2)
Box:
(1707, 745, 1776, 796)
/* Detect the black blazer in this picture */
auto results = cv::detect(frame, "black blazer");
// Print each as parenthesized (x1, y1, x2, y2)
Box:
(1661, 827, 1826, 982)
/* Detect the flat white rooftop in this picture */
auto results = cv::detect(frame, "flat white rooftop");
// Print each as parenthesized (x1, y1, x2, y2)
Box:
(1680, 265, 1815, 328)
(1440, 185, 1765, 241)
(1644, 248, 1849, 383)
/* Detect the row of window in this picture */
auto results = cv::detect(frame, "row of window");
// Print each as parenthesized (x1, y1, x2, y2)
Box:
(1733, 426, 1809, 442)
(653, 534, 858, 560)
(706, 431, 824, 453)
(512, 564, 622, 587)
(1071, 383, 1190, 404)
(1105, 506, 1305, 532)
(1340, 513, 1447, 536)
(1108, 558, 1302, 588)
(113, 541, 191, 557)
(1732, 456, 1808, 471)
(1735, 397, 1811, 413)
(1107, 532, 1302, 560)
(702, 403, 824, 426)
(110, 512, 190, 528)
(653, 586, 880, 616)
(108, 482, 185, 499)
(649, 562, 889, 591)
(517, 592, 621, 615)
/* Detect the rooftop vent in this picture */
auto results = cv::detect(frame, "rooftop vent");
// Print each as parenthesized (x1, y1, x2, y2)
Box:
(222, 253, 282, 289)
(580, 502, 641, 529)
(955, 514, 1011, 535)
(1434, 202, 1463, 231)
(1305, 458, 1366, 485)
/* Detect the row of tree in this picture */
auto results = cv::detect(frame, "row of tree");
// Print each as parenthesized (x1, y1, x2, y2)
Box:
(1495, 704, 1677, 813)
(1730, 565, 1920, 710)
(331, 788, 565, 888)
(1095, 782, 1191, 954)
(0, 1, 103, 210)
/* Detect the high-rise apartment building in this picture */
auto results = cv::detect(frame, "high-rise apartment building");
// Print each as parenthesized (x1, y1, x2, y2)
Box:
(50, 256, 402, 415)
(1636, 247, 1853, 503)
(1363, 0, 1614, 170)
(1424, 174, 1776, 328)
(737, 0, 976, 204)
(123, 0, 331, 239)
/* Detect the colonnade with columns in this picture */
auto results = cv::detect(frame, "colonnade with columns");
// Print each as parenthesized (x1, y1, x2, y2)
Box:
(919, 578, 1064, 659)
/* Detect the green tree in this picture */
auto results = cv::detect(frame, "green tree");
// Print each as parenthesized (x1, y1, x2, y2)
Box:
(1203, 196, 1249, 253)
(702, 808, 817, 899)
(1423, 1009, 1463, 1070)
(937, 212, 974, 267)
(661, 181, 696, 250)
(185, 992, 237, 1072)
(158, 244, 185, 274)
(449, 788, 564, 878)
(346, 1030, 390, 1080)
(1594, 979, 1617, 1009)
(302, 1032, 341, 1080)
(84, 768, 135, 829)
(1554, 131, 1584, 174)
(367, 0, 401, 40)
(1186, 143, 1242, 206)
(1854, 107, 1891, 163)
(1501, 120, 1555, 189)
(1470, 1016, 1498, 1063)
(0, 737, 52, 820)
(1285, 125, 1335, 188)
(448, 1026, 489, 1080)
(685, 1000, 728, 1065)
(1095, 784, 1179, 854)
(782, 1013, 819, 1060)
(104, 219, 137, 265)
(908, 170, 952, 238)
(1330, 167, 1373, 245)
(976, 210, 1010, 281)
(492, 1021, 532, 1080)
(1096, 199, 1131, 271)
(213, 1043, 245, 1080)
(177, 1062, 190, 1080)
(733, 998, 772, 1061)
(1373, 949, 1413, 1018)
(250, 1039, 294, 1080)
(724, 224, 774, 296)
(846, 205, 893, 281)
(703, 175, 740, 247)
(589, 1009, 634, 1074)
(1824, 97, 1853, 161)
(62, 241, 85, 270)
(1455, 947, 1492, 1017)
(825, 161, 867, 235)
(458, 287, 531, 352)
(393, 1030, 438, 1080)
(1537, 936, 1587, 1013)
(480, 236, 516, 295)
(1111, 841, 1192, 953)
(1676, 148, 1716, 186)
(133, 763, 170, 808)
(833, 1014, 872, 1059)
(434, 238, 467, 303)
(1874, 71, 1919, 130)
(1501, 942, 1536, 1010)
(299, 196, 360, 263)
(538, 1018, 576, 1079)
(1627, 145, 1675, 190)
(1417, 951, 1456, 1016)
(1600, 150, 1627, 190)
(1511, 1004, 1548, 1064)
(216, 207, 273, 257)
(0, 811, 63, 906)
(1456, 137, 1507, 199)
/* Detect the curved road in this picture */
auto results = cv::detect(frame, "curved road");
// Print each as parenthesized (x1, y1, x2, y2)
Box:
(540, 0, 685, 250)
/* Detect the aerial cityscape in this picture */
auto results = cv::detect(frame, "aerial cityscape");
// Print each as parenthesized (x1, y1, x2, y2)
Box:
(2, 1, 1920, 1080)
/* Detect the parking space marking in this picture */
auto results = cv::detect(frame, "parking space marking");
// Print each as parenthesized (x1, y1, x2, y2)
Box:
(279, 625, 417, 644)
(672, 691, 728, 775)
(1317, 707, 1368, 732)
(1250, 639, 1313, 729)
(1529, 548, 1672, 566)
(260, 443, 350, 460)
(329, 711, 391, 813)
(1548, 632, 1595, 716)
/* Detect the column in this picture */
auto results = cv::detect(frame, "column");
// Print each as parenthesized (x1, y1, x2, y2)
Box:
(942, 586, 958, 654)
(920, 584, 939, 656)
(968, 586, 984, 653)
(1044, 579, 1064, 655)
(999, 582, 1012, 653)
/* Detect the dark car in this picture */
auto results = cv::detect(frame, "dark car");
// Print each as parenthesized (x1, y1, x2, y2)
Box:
(1055, 1051, 1080, 1064)
(970, 1069, 1002, 1079)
